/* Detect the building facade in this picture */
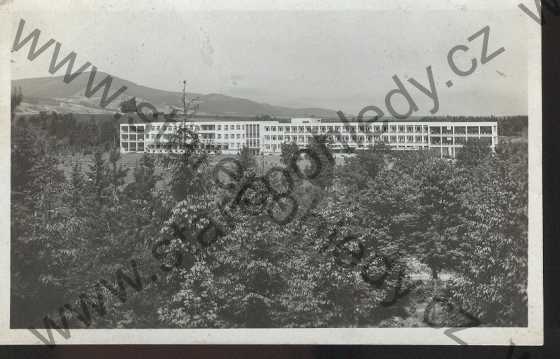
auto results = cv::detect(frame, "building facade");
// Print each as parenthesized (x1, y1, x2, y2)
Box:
(120, 117, 498, 158)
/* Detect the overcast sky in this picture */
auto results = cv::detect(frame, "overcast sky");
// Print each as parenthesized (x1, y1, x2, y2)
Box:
(10, 2, 530, 115)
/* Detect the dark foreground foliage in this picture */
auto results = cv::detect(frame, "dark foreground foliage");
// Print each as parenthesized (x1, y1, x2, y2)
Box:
(11, 110, 528, 329)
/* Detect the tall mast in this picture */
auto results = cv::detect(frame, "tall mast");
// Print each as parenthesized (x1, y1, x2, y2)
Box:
(182, 80, 187, 125)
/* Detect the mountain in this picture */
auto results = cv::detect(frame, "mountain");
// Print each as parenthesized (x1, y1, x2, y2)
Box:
(12, 72, 338, 118)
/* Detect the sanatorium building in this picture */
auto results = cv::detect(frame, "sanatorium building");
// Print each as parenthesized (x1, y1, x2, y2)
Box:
(120, 117, 498, 158)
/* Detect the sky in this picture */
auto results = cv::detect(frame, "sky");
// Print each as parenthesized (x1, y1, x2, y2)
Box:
(9, 1, 531, 115)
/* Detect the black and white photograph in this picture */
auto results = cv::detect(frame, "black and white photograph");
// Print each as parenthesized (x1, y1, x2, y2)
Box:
(0, 0, 543, 345)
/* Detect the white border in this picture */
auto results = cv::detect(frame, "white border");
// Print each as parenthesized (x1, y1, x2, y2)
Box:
(0, 0, 543, 345)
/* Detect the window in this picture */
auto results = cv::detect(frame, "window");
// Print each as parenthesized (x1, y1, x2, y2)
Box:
(430, 137, 441, 145)
(406, 136, 414, 142)
(398, 125, 405, 132)
(442, 126, 453, 134)
(389, 125, 396, 133)
(430, 127, 441, 134)
(455, 137, 466, 145)
(467, 126, 479, 134)
(236, 125, 241, 130)
(236, 134, 241, 139)
(217, 125, 221, 130)
(454, 126, 466, 134)
(225, 134, 229, 139)
(480, 126, 492, 135)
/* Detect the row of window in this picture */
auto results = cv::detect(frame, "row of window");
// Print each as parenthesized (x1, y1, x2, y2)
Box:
(431, 137, 493, 145)
(121, 125, 145, 132)
(121, 134, 145, 140)
(121, 142, 145, 151)
(122, 124, 495, 136)
(263, 134, 495, 146)
(264, 134, 430, 143)
(134, 142, 254, 152)
(126, 133, 494, 145)
(217, 133, 243, 139)
(122, 124, 494, 132)
(430, 126, 494, 135)
(215, 124, 243, 131)
(263, 124, 430, 133)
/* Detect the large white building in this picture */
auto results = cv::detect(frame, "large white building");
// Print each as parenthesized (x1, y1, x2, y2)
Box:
(120, 117, 498, 158)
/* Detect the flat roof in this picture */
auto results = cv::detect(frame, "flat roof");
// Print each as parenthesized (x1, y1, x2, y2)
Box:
(119, 113, 510, 124)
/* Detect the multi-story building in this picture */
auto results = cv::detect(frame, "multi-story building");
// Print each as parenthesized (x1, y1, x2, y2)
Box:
(120, 117, 498, 158)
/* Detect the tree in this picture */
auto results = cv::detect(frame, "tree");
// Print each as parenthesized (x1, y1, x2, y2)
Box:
(411, 158, 467, 283)
(156, 193, 393, 328)
(11, 86, 23, 120)
(159, 82, 208, 202)
(119, 97, 137, 113)
(238, 146, 256, 172)
(87, 151, 112, 205)
(337, 149, 385, 191)
(11, 122, 69, 327)
(305, 135, 335, 190)
(280, 142, 299, 167)
(125, 154, 160, 201)
(108, 148, 128, 194)
(455, 138, 491, 168)
(294, 195, 410, 326)
(70, 162, 86, 213)
(450, 141, 528, 325)
(166, 149, 209, 202)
